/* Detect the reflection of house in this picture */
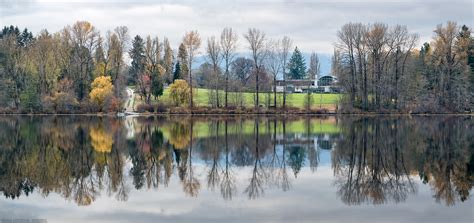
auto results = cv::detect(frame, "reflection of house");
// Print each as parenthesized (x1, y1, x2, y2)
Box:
(274, 75, 341, 93)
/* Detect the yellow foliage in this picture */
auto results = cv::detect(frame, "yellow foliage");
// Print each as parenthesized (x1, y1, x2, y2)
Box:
(89, 75, 114, 107)
(94, 62, 107, 78)
(169, 79, 190, 106)
(90, 125, 113, 153)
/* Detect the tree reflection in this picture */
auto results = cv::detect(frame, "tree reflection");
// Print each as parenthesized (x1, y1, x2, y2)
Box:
(0, 115, 471, 206)
(333, 116, 472, 206)
(244, 119, 265, 199)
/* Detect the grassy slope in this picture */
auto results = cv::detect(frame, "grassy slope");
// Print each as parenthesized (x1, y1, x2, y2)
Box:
(136, 88, 341, 109)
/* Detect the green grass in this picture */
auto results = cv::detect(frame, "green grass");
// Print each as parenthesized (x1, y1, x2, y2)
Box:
(135, 88, 341, 109)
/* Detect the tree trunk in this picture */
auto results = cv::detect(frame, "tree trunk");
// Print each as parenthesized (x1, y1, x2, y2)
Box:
(255, 67, 259, 109)
(273, 76, 277, 107)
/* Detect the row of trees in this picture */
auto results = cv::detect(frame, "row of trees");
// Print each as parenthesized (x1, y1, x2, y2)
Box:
(129, 27, 321, 109)
(0, 22, 129, 112)
(334, 21, 473, 113)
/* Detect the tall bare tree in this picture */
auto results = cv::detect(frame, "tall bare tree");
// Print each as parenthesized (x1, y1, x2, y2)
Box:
(244, 28, 266, 109)
(281, 36, 293, 109)
(206, 36, 222, 107)
(182, 30, 201, 108)
(264, 39, 283, 107)
(220, 27, 238, 108)
(308, 52, 320, 80)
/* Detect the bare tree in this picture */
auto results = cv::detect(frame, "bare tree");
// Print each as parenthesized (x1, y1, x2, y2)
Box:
(206, 36, 222, 107)
(281, 36, 293, 109)
(308, 52, 320, 79)
(244, 28, 267, 109)
(264, 39, 283, 107)
(220, 27, 238, 108)
(182, 30, 201, 108)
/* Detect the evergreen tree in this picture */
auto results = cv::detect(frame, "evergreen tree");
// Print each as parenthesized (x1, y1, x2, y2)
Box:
(288, 47, 307, 79)
(151, 71, 164, 100)
(177, 43, 188, 80)
(129, 35, 145, 85)
(173, 62, 182, 81)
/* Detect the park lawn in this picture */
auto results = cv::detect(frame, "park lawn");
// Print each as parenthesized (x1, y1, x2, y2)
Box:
(134, 88, 341, 109)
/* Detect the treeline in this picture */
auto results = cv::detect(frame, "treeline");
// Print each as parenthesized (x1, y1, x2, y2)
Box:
(130, 28, 319, 109)
(0, 22, 129, 113)
(334, 22, 474, 113)
(0, 21, 320, 113)
(1, 21, 472, 113)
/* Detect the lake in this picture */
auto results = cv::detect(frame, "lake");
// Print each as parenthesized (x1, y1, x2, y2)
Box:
(0, 115, 472, 223)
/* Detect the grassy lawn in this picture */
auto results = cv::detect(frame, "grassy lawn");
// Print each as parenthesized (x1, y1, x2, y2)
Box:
(134, 88, 341, 110)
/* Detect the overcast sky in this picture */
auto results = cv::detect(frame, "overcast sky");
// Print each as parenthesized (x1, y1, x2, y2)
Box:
(1, 0, 472, 72)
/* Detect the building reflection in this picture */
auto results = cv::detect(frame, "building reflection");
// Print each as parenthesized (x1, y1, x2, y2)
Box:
(0, 115, 471, 207)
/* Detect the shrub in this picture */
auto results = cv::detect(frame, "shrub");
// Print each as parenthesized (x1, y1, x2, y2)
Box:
(137, 103, 154, 113)
(103, 95, 121, 112)
(155, 102, 168, 113)
(169, 79, 190, 106)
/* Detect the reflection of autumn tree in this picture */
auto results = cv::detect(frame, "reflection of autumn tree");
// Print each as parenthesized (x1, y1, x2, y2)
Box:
(168, 119, 191, 149)
(419, 117, 473, 206)
(90, 121, 113, 153)
(179, 121, 200, 197)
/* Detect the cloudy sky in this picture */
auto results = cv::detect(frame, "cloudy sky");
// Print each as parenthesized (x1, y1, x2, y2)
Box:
(0, 0, 472, 73)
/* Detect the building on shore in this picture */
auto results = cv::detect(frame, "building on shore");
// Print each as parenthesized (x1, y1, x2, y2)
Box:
(275, 75, 341, 93)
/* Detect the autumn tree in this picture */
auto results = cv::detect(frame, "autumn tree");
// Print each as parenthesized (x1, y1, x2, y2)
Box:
(68, 21, 98, 101)
(182, 31, 201, 108)
(34, 30, 61, 96)
(169, 79, 190, 106)
(89, 75, 114, 111)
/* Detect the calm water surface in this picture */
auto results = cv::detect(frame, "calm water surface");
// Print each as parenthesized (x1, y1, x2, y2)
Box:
(0, 115, 472, 223)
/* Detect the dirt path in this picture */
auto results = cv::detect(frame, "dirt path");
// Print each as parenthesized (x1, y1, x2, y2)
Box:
(125, 87, 135, 112)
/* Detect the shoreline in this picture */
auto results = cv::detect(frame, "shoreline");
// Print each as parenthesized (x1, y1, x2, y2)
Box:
(0, 112, 472, 116)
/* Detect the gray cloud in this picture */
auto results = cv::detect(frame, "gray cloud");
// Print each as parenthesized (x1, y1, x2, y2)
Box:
(0, 0, 472, 72)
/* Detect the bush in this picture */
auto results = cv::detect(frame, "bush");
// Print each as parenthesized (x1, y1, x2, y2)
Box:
(169, 79, 190, 106)
(42, 92, 79, 113)
(103, 95, 121, 112)
(155, 102, 168, 113)
(137, 103, 154, 113)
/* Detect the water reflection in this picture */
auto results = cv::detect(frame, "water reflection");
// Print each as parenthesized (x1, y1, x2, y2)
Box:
(0, 115, 472, 207)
